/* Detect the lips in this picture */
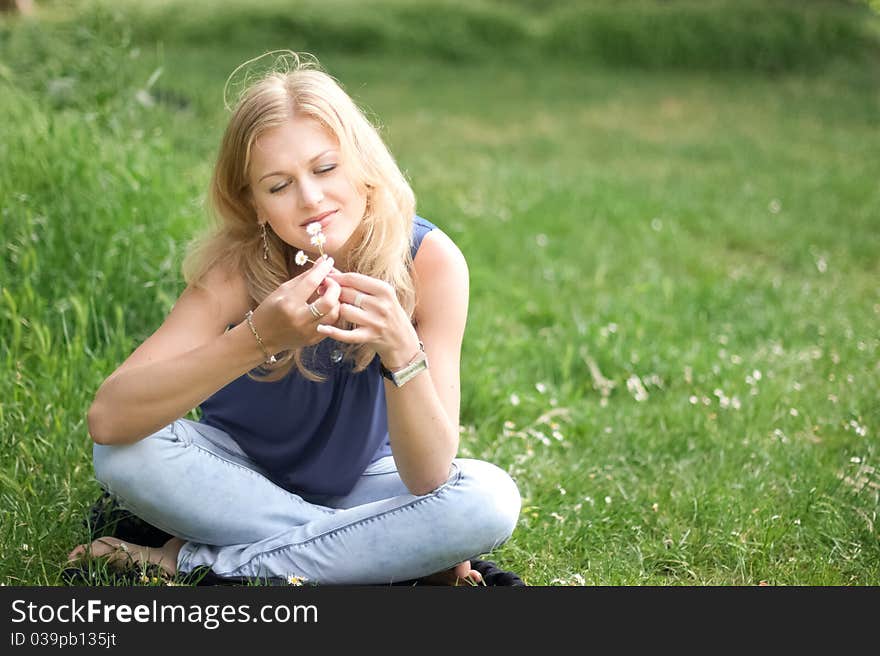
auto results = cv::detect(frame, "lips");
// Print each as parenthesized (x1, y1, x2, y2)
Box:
(302, 210, 337, 228)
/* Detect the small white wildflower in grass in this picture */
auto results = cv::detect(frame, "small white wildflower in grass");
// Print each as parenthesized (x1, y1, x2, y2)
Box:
(731, 397, 741, 410)
(713, 388, 724, 398)
(770, 515, 780, 521)
(702, 396, 711, 406)
(731, 354, 742, 365)
(689, 395, 698, 405)
(850, 456, 861, 464)
(768, 198, 782, 214)
(815, 256, 827, 273)
(600, 323, 618, 338)
(794, 519, 801, 525)
(604, 426, 612, 434)
(847, 374, 855, 384)
(604, 496, 612, 505)
(750, 386, 759, 396)
(509, 393, 520, 406)
(558, 485, 567, 495)
(652, 502, 659, 512)
(21, 544, 28, 551)
(626, 375, 649, 402)
(752, 369, 762, 381)
(550, 512, 565, 523)
(790, 408, 799, 417)
(552, 430, 564, 441)
(503, 420, 516, 429)
(793, 381, 802, 391)
(535, 233, 548, 247)
(306, 222, 322, 236)
(651, 217, 663, 231)
(549, 397, 558, 406)
(535, 382, 547, 394)
(287, 574, 308, 586)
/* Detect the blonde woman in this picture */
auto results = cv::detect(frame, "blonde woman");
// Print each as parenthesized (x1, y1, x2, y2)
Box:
(67, 53, 521, 585)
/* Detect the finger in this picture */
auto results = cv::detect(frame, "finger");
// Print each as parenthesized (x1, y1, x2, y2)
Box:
(297, 255, 336, 288)
(315, 324, 371, 343)
(327, 271, 390, 296)
(337, 302, 370, 326)
(316, 278, 342, 325)
(337, 287, 373, 310)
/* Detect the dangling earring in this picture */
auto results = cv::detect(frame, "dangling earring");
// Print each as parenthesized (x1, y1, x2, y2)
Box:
(259, 222, 269, 260)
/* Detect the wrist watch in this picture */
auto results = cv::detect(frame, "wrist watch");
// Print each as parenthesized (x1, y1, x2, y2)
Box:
(380, 341, 429, 387)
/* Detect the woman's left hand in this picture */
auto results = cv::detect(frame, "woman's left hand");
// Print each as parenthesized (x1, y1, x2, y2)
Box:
(316, 272, 421, 368)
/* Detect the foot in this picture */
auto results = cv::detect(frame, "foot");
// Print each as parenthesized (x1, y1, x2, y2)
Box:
(67, 536, 185, 577)
(420, 560, 484, 586)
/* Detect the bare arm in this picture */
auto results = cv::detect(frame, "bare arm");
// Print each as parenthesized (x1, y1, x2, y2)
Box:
(88, 257, 340, 444)
(323, 230, 468, 494)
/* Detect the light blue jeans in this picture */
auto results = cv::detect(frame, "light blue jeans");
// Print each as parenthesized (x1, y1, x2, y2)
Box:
(92, 419, 521, 584)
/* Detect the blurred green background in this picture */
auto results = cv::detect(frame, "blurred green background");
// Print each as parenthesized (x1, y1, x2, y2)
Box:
(1, 0, 878, 585)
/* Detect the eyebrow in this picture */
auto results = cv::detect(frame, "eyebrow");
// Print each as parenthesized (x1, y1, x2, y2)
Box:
(258, 149, 337, 182)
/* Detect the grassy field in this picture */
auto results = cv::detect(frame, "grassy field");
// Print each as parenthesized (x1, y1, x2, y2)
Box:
(1, 1, 878, 585)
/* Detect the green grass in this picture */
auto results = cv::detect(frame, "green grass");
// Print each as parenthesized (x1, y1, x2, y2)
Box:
(1, 1, 879, 585)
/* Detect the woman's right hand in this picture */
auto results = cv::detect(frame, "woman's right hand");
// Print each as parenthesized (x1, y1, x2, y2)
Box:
(249, 255, 342, 354)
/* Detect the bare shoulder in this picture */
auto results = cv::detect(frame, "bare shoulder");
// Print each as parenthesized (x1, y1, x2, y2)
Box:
(413, 229, 468, 279)
(190, 258, 251, 326)
(413, 229, 469, 324)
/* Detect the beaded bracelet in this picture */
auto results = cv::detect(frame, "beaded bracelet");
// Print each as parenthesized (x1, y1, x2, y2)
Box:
(244, 310, 277, 365)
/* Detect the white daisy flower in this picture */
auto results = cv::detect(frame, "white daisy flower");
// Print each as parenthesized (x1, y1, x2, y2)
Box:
(295, 250, 309, 266)
(306, 222, 322, 236)
(310, 232, 327, 247)
(287, 574, 308, 586)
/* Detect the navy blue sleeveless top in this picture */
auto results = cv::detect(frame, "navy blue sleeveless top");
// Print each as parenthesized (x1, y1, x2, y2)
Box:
(198, 216, 438, 498)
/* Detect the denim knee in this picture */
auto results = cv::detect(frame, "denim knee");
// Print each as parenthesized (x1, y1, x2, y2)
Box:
(92, 423, 176, 497)
(452, 458, 521, 552)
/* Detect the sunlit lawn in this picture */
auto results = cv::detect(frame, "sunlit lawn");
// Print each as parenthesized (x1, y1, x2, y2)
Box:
(1, 7, 878, 585)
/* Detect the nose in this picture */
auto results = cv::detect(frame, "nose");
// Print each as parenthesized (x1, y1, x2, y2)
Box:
(298, 175, 324, 208)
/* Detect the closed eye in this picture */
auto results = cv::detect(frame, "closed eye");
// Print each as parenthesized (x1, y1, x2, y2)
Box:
(269, 181, 290, 194)
(269, 165, 336, 194)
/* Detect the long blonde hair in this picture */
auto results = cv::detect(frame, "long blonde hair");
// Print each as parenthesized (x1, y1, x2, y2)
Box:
(183, 52, 416, 382)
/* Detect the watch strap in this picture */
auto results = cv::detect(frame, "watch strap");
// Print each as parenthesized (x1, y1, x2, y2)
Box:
(380, 341, 428, 387)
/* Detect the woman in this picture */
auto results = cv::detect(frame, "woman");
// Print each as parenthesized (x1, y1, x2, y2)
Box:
(67, 53, 521, 585)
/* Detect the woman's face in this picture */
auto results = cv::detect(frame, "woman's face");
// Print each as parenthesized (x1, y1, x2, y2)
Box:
(248, 116, 367, 263)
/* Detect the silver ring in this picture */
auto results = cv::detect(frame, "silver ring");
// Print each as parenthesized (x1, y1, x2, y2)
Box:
(353, 292, 365, 309)
(308, 302, 324, 319)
